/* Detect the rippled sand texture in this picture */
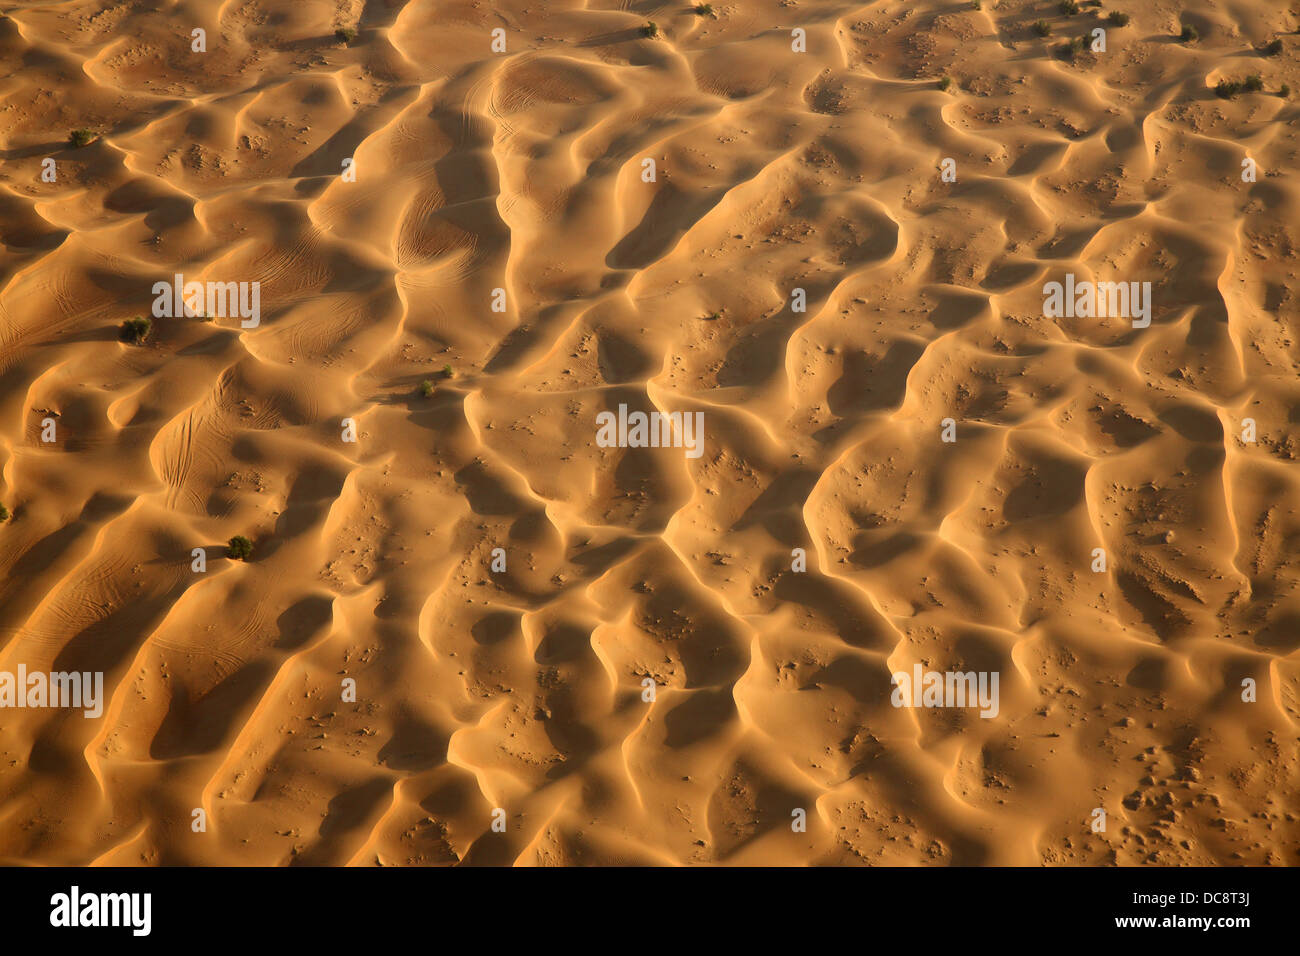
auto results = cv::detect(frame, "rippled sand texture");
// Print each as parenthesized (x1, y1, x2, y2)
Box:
(1, 0, 1299, 866)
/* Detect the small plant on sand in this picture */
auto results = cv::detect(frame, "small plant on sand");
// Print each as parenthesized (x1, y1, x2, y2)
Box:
(440, 364, 453, 379)
(1263, 39, 1283, 57)
(1280, 83, 1291, 98)
(938, 75, 953, 91)
(119, 316, 151, 344)
(1107, 11, 1130, 27)
(68, 129, 96, 148)
(0, 504, 8, 523)
(335, 27, 357, 44)
(1059, 36, 1087, 59)
(1059, 1, 1079, 15)
(227, 535, 253, 561)
(969, 1, 981, 9)
(641, 22, 659, 38)
(692, 3, 715, 16)
(1243, 74, 1263, 93)
(419, 379, 435, 397)
(1215, 79, 1241, 99)
(1180, 25, 1198, 43)
(1033, 20, 1052, 37)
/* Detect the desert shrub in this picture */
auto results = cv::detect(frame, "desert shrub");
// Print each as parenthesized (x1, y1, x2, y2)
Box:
(1034, 20, 1052, 37)
(1215, 79, 1241, 99)
(1060, 1, 1079, 14)
(227, 535, 253, 560)
(1180, 25, 1198, 42)
(938, 75, 953, 91)
(1280, 83, 1291, 98)
(120, 316, 151, 344)
(641, 22, 659, 38)
(419, 380, 435, 397)
(693, 3, 715, 16)
(68, 129, 96, 147)
(1059, 36, 1087, 59)
(0, 504, 8, 522)
(335, 27, 357, 43)
(441, 364, 453, 378)
(1263, 39, 1283, 57)
(1244, 74, 1263, 92)
(1107, 11, 1130, 27)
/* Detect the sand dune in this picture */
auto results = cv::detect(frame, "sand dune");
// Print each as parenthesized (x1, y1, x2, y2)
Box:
(0, 0, 1297, 865)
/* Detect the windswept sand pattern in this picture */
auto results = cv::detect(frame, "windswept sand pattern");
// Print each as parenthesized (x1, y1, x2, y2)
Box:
(1, 0, 1299, 866)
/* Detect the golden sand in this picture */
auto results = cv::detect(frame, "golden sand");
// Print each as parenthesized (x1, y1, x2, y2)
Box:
(0, 1, 1297, 865)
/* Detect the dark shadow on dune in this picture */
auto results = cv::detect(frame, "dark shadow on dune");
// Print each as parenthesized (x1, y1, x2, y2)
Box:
(1117, 570, 1190, 640)
(1003, 455, 1087, 521)
(273, 593, 333, 649)
(827, 341, 924, 416)
(607, 182, 727, 271)
(1254, 610, 1300, 652)
(849, 529, 923, 569)
(453, 459, 528, 515)
(292, 776, 394, 865)
(150, 659, 277, 759)
(1158, 403, 1222, 443)
(379, 715, 448, 771)
(981, 258, 1040, 291)
(663, 688, 735, 748)
(534, 620, 594, 666)
(472, 608, 522, 646)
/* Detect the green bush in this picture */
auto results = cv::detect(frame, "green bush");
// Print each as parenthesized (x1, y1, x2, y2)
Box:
(1060, 36, 1087, 59)
(1263, 39, 1283, 57)
(68, 129, 96, 148)
(419, 379, 435, 397)
(335, 27, 357, 44)
(120, 316, 152, 344)
(1180, 25, 1198, 43)
(1244, 74, 1263, 93)
(1280, 83, 1291, 98)
(1215, 79, 1241, 99)
(1107, 11, 1130, 27)
(227, 535, 253, 560)
(1034, 20, 1052, 37)
(641, 22, 659, 38)
(440, 364, 453, 379)
(938, 75, 953, 91)
(693, 3, 715, 16)
(1059, 1, 1079, 14)
(0, 504, 9, 522)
